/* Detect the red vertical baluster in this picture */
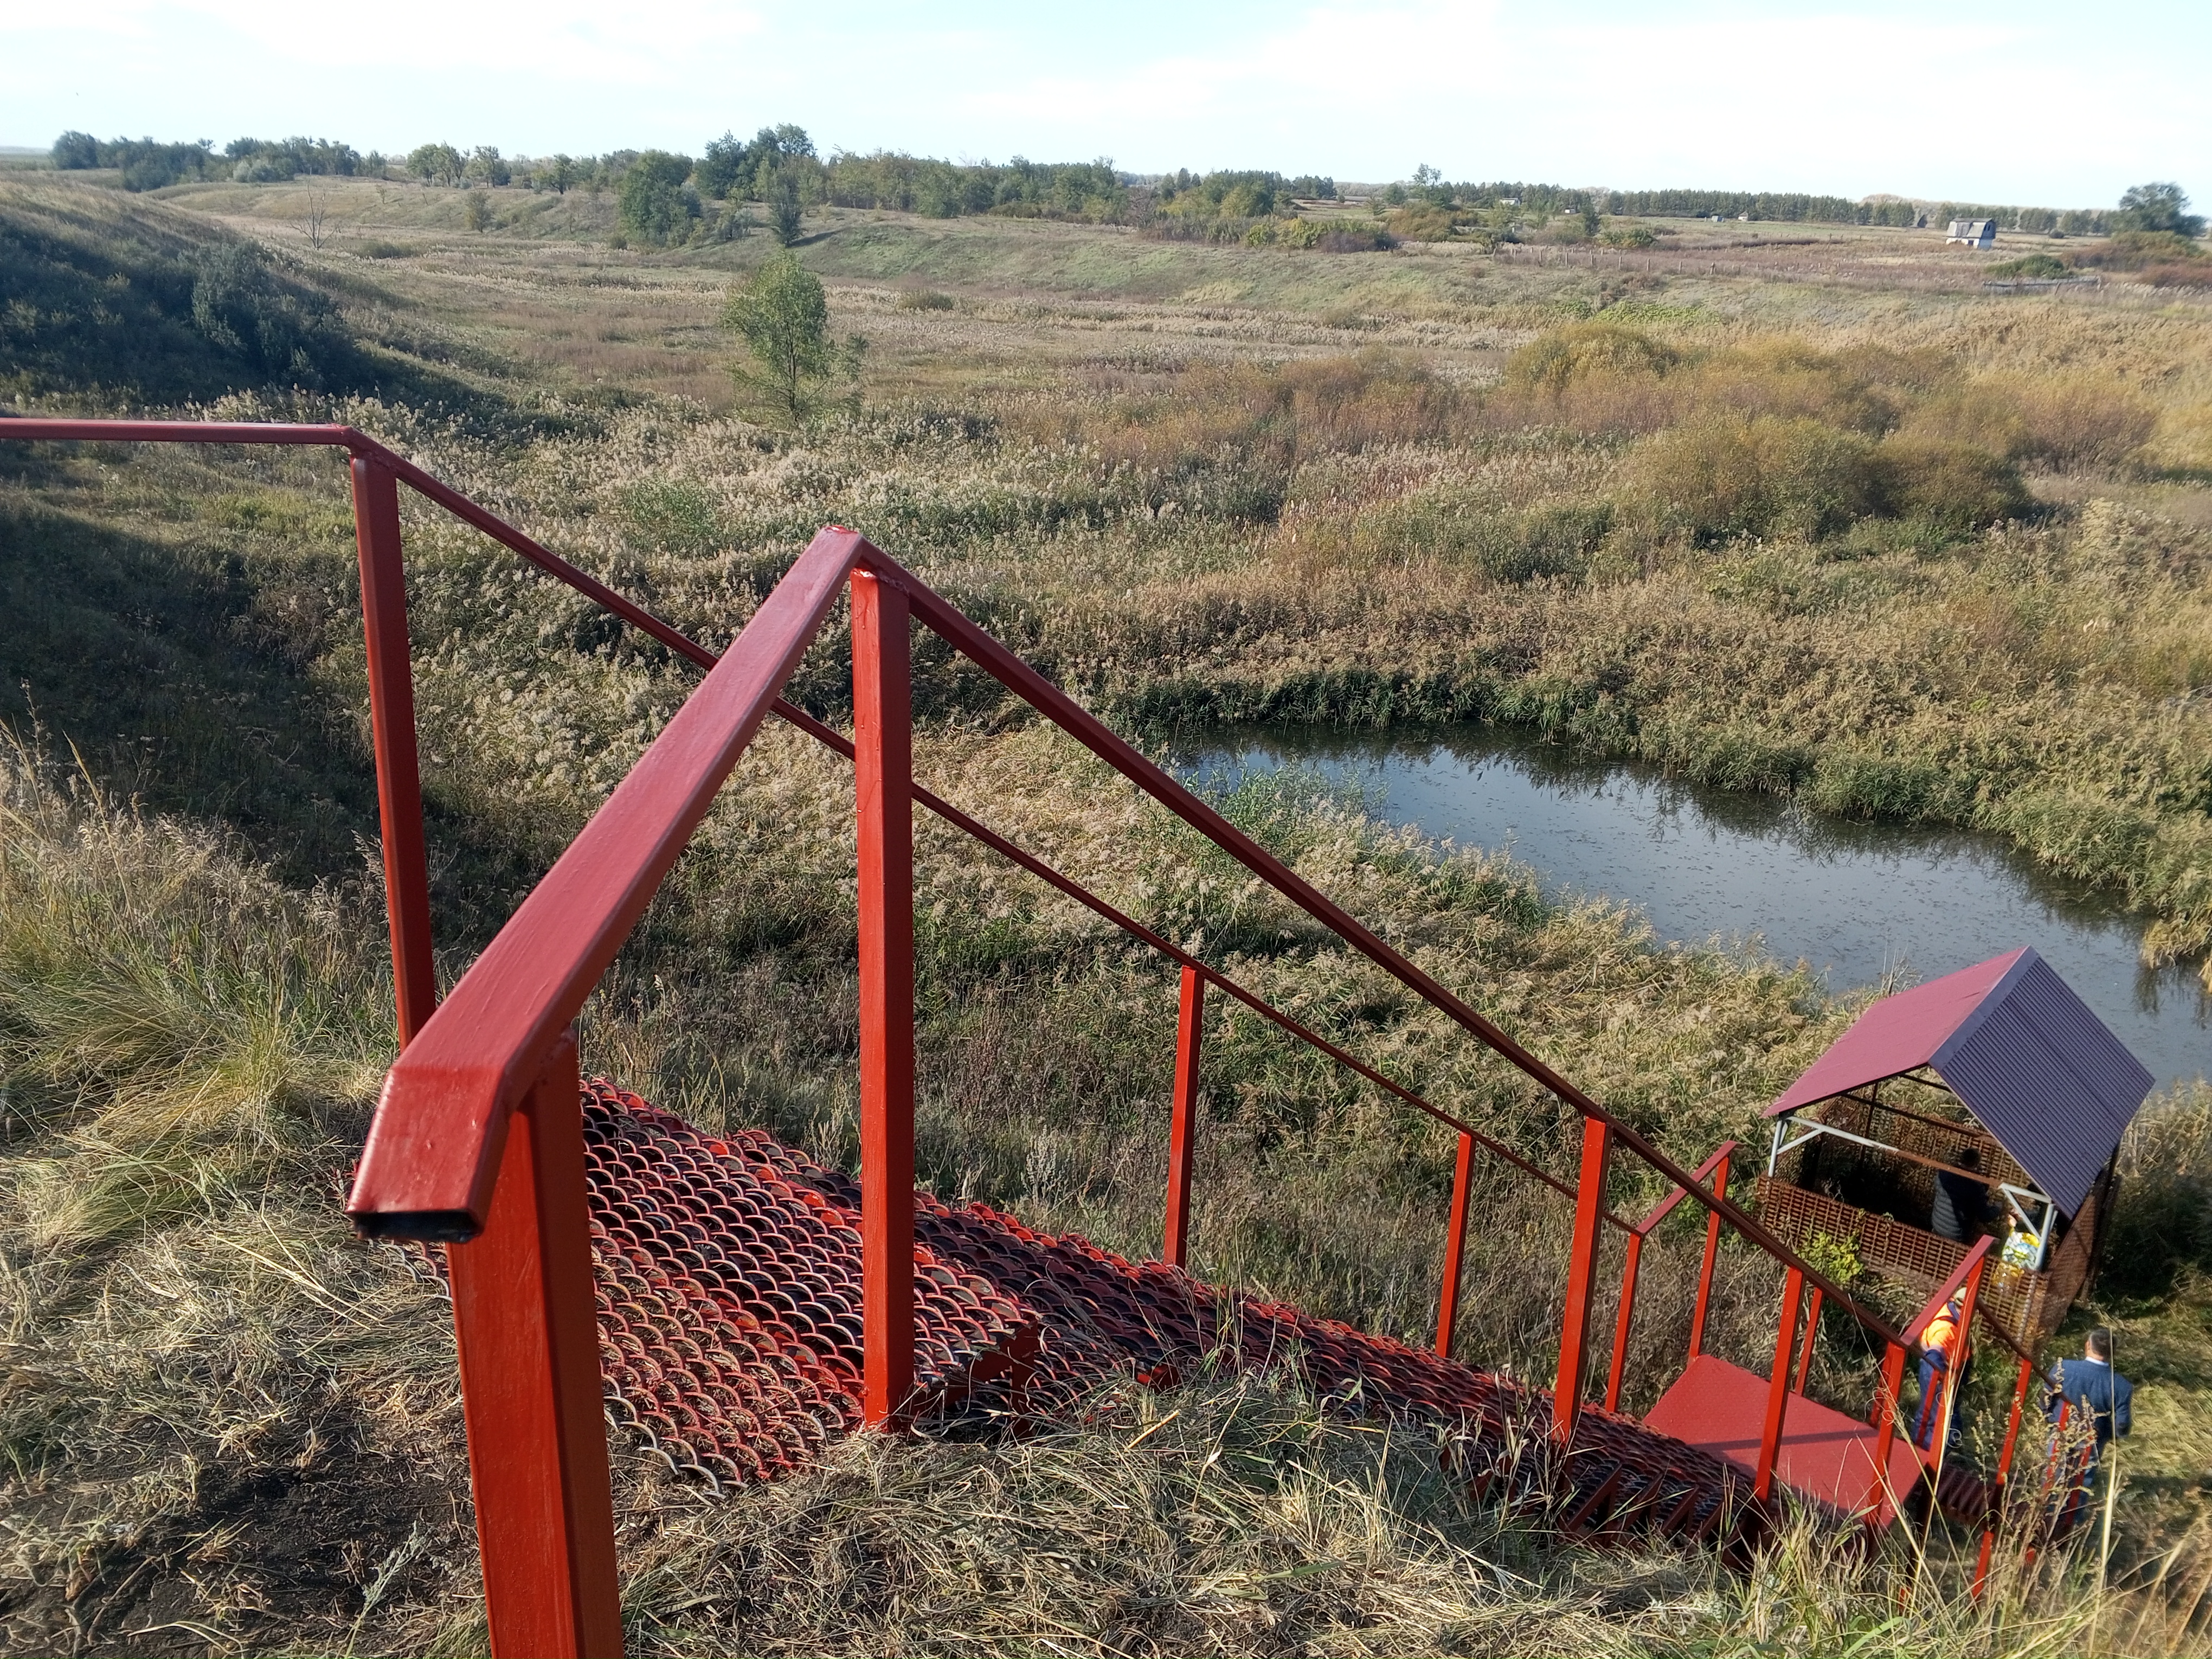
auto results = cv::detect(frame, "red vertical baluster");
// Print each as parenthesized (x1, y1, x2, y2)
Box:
(1603, 1228, 1643, 1412)
(1930, 1246, 1989, 1486)
(1754, 1265, 1805, 1502)
(1162, 964, 1205, 1269)
(1864, 1340, 1908, 1525)
(1685, 1155, 1730, 1362)
(1793, 1285, 1824, 1394)
(446, 1033, 621, 1659)
(852, 568, 916, 1429)
(1435, 1131, 1475, 1359)
(1552, 1117, 1611, 1445)
(1975, 1353, 2039, 1595)
(350, 456, 438, 1045)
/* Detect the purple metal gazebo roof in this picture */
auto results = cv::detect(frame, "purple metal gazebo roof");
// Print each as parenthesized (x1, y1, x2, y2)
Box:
(1766, 948, 2154, 1216)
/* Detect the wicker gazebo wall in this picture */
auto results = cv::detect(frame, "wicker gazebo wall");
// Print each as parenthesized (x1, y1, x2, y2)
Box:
(1753, 1174, 2071, 1349)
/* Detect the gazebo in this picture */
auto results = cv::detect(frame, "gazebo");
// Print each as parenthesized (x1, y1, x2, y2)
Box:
(1755, 948, 2154, 1347)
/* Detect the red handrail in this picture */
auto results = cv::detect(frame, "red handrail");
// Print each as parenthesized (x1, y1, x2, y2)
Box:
(4, 417, 2050, 1651)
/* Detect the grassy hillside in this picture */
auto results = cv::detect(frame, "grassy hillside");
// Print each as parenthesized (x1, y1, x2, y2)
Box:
(4, 170, 2212, 1654)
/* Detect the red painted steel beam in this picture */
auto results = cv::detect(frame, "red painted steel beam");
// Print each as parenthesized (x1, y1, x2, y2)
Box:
(350, 458, 439, 1046)
(1793, 1285, 1824, 1396)
(1686, 1156, 1731, 1364)
(1611, 1140, 1734, 1411)
(1634, 1142, 1737, 1236)
(851, 569, 917, 1428)
(1602, 1229, 1643, 1413)
(768, 698, 1615, 1222)
(346, 527, 868, 1238)
(1927, 1241, 1990, 1490)
(445, 1034, 621, 1658)
(1976, 1352, 2039, 1594)
(1864, 1340, 1911, 1526)
(1163, 965, 1205, 1270)
(1435, 1131, 1476, 1359)
(888, 558, 1909, 1353)
(1552, 1118, 1612, 1445)
(1755, 1266, 1806, 1503)
(1, 424, 1875, 1342)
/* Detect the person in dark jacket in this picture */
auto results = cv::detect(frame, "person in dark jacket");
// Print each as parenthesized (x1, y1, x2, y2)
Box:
(1931, 1145, 1989, 1243)
(2048, 1326, 2132, 1531)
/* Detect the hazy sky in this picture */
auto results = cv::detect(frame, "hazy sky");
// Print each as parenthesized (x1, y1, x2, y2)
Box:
(3, 0, 2202, 207)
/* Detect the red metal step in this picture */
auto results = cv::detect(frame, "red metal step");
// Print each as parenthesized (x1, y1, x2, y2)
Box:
(1644, 1353, 1931, 1527)
(389, 1081, 1757, 1543)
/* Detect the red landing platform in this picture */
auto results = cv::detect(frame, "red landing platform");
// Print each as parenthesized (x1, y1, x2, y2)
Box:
(1644, 1354, 1928, 1527)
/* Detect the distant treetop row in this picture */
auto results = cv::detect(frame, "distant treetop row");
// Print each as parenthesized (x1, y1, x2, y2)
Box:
(46, 128, 2203, 243)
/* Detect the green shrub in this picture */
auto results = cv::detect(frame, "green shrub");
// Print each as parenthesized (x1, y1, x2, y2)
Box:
(1503, 323, 1679, 396)
(617, 150, 698, 248)
(1622, 413, 1880, 544)
(1986, 252, 2068, 279)
(1599, 223, 1657, 248)
(1874, 434, 2030, 533)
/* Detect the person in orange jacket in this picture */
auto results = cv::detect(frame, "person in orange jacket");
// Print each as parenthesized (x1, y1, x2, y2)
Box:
(1914, 1290, 1966, 1450)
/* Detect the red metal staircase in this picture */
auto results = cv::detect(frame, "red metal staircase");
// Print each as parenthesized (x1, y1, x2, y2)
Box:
(1, 419, 2066, 1658)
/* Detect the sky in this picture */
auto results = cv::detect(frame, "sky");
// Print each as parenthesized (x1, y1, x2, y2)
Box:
(2, 0, 2203, 208)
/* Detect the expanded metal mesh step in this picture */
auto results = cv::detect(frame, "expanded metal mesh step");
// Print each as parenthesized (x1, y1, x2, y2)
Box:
(397, 1081, 1753, 1542)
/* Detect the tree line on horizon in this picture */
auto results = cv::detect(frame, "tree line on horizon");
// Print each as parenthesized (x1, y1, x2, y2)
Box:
(45, 128, 2202, 249)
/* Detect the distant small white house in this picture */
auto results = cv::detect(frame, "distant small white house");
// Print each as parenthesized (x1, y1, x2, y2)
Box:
(1946, 218, 1997, 247)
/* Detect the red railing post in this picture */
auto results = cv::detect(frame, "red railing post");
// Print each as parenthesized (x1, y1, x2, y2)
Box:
(1928, 1241, 1989, 1483)
(1552, 1117, 1611, 1444)
(1975, 1352, 2039, 1594)
(1602, 1229, 1642, 1412)
(1865, 1339, 1909, 1523)
(1435, 1130, 1476, 1359)
(445, 1032, 620, 1659)
(1755, 1264, 1806, 1502)
(349, 455, 438, 1046)
(1162, 964, 1205, 1269)
(1793, 1284, 1824, 1394)
(852, 567, 916, 1429)
(1685, 1155, 1730, 1362)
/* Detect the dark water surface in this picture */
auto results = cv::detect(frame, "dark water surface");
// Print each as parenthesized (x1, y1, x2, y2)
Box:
(1184, 727, 2209, 1093)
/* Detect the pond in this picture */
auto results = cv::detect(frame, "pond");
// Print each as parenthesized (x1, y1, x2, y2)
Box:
(1183, 726, 2210, 1094)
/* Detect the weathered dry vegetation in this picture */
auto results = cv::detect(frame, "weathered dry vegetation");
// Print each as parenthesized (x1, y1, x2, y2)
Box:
(4, 170, 2212, 1652)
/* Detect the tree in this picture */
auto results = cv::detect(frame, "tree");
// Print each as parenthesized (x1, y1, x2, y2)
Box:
(764, 168, 804, 244)
(618, 151, 698, 246)
(696, 131, 748, 200)
(722, 252, 860, 422)
(548, 155, 575, 195)
(465, 191, 493, 233)
(2116, 182, 2204, 237)
(465, 145, 511, 187)
(407, 143, 463, 185)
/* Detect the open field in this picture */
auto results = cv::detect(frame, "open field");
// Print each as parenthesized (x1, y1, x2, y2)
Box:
(3, 169, 2212, 1653)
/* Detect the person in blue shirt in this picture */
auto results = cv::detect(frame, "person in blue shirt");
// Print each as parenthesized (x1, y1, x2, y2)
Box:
(2047, 1326, 2132, 1530)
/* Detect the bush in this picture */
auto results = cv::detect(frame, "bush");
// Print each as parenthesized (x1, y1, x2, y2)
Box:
(189, 241, 342, 384)
(1503, 323, 1679, 396)
(1383, 204, 1455, 242)
(1986, 252, 2068, 279)
(617, 151, 699, 247)
(1873, 435, 2029, 535)
(2066, 230, 2204, 272)
(1623, 413, 1882, 544)
(1599, 223, 1657, 248)
(895, 287, 955, 311)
